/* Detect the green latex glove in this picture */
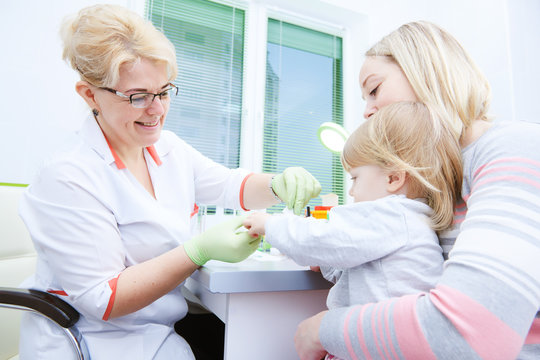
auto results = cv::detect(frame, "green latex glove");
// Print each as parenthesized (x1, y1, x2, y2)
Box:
(184, 216, 261, 266)
(272, 167, 322, 215)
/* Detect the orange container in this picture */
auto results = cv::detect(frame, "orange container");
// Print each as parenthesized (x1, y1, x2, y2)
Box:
(311, 210, 328, 219)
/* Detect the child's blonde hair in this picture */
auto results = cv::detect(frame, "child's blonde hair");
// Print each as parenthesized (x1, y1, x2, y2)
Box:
(341, 102, 462, 232)
(60, 4, 177, 87)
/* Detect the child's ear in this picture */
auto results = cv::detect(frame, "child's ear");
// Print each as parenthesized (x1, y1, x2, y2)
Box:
(386, 170, 407, 193)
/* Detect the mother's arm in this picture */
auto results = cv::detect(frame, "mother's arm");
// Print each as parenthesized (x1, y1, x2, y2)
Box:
(296, 125, 540, 359)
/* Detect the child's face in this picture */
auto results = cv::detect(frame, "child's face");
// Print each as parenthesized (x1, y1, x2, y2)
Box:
(348, 165, 392, 202)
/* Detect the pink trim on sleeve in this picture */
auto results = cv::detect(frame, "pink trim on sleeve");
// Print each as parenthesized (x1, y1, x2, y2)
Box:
(343, 297, 434, 360)
(430, 284, 523, 359)
(525, 318, 540, 345)
(471, 175, 540, 195)
(393, 294, 437, 360)
(239, 173, 254, 211)
(343, 305, 363, 360)
(102, 275, 120, 321)
(371, 303, 386, 359)
(472, 157, 540, 182)
(382, 301, 400, 360)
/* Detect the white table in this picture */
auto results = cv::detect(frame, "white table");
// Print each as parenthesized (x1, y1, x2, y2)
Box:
(184, 251, 331, 360)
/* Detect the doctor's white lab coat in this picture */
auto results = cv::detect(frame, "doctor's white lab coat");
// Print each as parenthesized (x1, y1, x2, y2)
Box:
(18, 117, 249, 359)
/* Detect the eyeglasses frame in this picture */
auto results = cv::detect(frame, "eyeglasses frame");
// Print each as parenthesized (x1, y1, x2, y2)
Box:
(99, 83, 179, 108)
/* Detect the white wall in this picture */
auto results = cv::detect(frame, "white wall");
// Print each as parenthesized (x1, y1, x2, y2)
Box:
(1, 0, 538, 184)
(505, 0, 540, 123)
(0, 0, 143, 184)
(334, 0, 517, 123)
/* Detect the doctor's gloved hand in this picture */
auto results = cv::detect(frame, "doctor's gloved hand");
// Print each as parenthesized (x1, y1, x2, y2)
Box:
(184, 216, 261, 266)
(272, 167, 322, 216)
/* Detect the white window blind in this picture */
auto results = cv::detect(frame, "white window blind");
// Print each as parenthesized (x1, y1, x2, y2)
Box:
(264, 19, 344, 211)
(147, 0, 345, 212)
(146, 0, 245, 169)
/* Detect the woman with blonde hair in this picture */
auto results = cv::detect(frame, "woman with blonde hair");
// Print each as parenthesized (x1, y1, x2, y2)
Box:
(17, 4, 320, 359)
(244, 101, 462, 359)
(295, 21, 540, 360)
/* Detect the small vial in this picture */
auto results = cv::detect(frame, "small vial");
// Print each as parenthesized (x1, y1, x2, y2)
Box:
(257, 236, 271, 252)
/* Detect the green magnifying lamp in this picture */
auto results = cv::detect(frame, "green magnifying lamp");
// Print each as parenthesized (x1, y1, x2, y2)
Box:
(317, 122, 349, 153)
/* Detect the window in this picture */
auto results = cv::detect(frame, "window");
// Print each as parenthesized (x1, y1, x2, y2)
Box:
(147, 0, 245, 168)
(264, 19, 344, 211)
(147, 0, 345, 212)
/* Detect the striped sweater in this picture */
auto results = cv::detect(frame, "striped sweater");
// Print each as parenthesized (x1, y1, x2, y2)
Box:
(320, 120, 540, 359)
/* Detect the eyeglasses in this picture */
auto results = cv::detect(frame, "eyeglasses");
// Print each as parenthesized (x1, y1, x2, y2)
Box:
(100, 83, 179, 109)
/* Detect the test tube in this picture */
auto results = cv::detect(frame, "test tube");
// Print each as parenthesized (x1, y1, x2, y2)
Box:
(197, 205, 206, 234)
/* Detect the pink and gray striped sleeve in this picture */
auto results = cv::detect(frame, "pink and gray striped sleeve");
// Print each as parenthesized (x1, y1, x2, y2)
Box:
(320, 121, 540, 359)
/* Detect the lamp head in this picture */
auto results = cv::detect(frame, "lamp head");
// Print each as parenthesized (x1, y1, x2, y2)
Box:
(317, 122, 349, 153)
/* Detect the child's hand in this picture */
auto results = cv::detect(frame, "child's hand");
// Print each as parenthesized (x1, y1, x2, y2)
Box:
(243, 212, 271, 238)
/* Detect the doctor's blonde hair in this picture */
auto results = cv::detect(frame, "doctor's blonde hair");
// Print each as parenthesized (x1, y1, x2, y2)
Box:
(341, 102, 462, 232)
(60, 4, 177, 87)
(366, 21, 491, 140)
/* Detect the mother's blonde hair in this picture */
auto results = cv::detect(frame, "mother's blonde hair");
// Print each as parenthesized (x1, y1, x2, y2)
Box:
(342, 102, 462, 232)
(366, 21, 491, 139)
(60, 4, 177, 87)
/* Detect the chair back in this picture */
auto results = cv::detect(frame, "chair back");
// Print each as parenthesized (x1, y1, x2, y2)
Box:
(0, 184, 36, 360)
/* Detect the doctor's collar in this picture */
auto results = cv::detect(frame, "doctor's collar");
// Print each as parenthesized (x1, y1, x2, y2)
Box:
(91, 116, 163, 170)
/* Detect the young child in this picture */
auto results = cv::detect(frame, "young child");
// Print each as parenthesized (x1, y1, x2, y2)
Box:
(243, 102, 462, 343)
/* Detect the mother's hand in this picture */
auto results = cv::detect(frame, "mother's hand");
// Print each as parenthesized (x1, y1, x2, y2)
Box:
(294, 310, 328, 360)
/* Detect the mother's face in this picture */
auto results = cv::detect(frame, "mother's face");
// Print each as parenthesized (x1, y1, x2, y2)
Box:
(359, 56, 418, 119)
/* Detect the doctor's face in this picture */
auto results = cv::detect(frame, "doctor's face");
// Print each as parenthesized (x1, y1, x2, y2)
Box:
(359, 56, 418, 119)
(93, 58, 171, 151)
(348, 165, 391, 203)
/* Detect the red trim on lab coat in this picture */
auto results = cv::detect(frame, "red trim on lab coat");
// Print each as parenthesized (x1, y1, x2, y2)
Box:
(103, 136, 162, 170)
(47, 289, 68, 296)
(239, 173, 254, 211)
(146, 145, 162, 166)
(191, 203, 199, 218)
(103, 136, 126, 169)
(102, 275, 120, 321)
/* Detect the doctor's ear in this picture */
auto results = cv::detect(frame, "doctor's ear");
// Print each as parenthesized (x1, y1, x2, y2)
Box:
(386, 170, 407, 193)
(75, 81, 99, 111)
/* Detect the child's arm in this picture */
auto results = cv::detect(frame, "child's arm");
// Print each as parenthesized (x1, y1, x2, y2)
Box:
(243, 212, 271, 237)
(263, 198, 426, 268)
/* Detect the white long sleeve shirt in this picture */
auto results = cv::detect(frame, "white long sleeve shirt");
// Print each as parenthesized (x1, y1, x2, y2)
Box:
(265, 196, 443, 309)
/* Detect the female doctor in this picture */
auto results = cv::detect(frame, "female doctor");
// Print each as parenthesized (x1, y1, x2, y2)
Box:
(17, 4, 320, 360)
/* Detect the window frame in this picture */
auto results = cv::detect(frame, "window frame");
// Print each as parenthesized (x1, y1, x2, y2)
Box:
(142, 0, 369, 208)
(239, 3, 349, 174)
